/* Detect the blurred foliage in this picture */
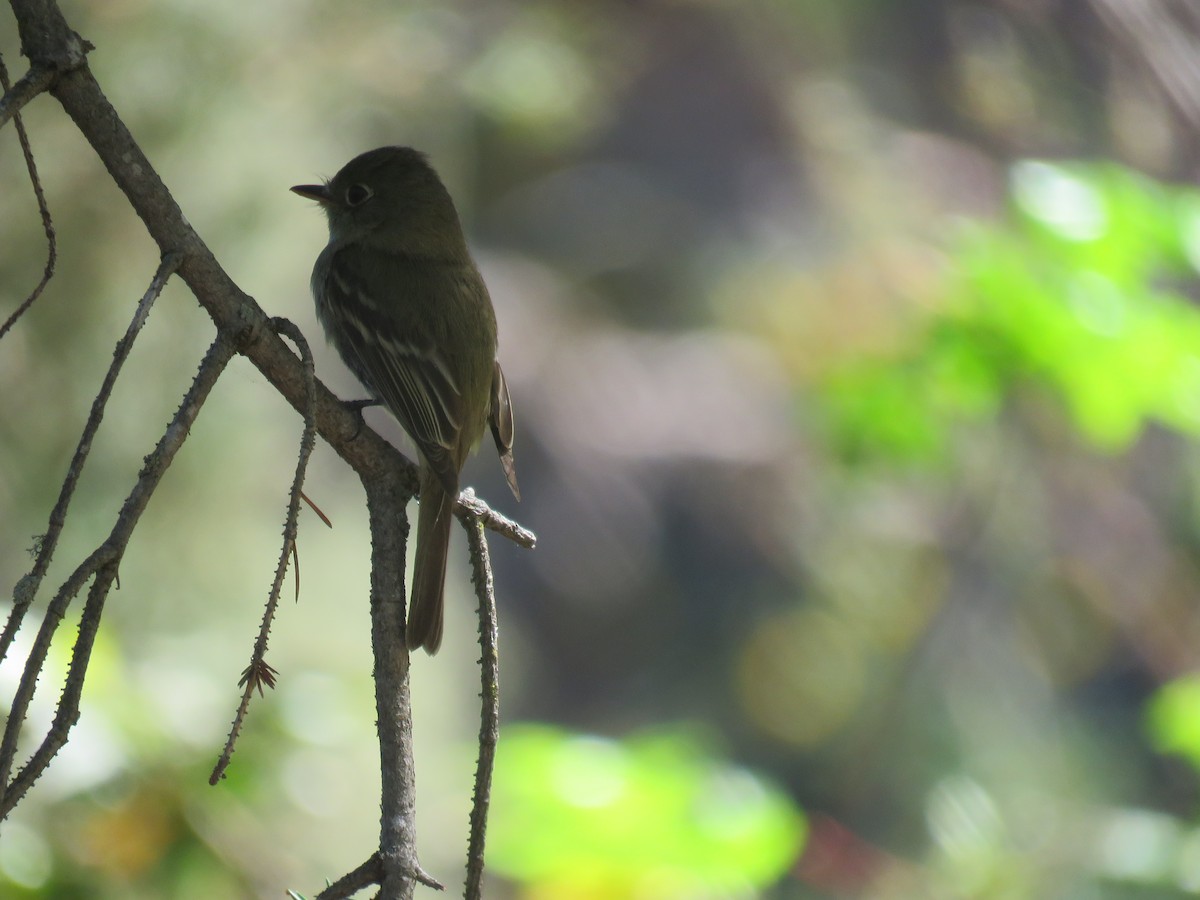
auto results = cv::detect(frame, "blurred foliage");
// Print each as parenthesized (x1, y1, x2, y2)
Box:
(1149, 674, 1200, 772)
(818, 161, 1200, 463)
(489, 724, 805, 898)
(7, 0, 1200, 898)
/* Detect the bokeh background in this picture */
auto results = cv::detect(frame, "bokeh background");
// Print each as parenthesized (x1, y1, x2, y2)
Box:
(5, 0, 1200, 897)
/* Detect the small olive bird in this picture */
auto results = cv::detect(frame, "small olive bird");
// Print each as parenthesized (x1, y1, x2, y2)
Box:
(292, 147, 519, 654)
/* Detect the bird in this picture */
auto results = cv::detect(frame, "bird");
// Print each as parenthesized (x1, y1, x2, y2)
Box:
(292, 146, 519, 654)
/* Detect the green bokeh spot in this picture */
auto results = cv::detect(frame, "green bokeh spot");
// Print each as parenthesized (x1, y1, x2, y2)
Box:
(1147, 675, 1200, 773)
(488, 724, 806, 895)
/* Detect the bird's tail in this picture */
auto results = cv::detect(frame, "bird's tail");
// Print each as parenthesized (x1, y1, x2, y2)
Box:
(407, 465, 455, 654)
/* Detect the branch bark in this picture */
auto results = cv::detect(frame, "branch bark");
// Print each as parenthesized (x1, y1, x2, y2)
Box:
(365, 470, 422, 899)
(0, 62, 55, 127)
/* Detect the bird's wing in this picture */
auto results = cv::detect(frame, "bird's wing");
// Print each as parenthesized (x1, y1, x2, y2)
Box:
(321, 252, 462, 495)
(489, 360, 520, 501)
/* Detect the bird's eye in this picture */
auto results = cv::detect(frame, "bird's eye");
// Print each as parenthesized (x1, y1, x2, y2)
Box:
(345, 183, 373, 207)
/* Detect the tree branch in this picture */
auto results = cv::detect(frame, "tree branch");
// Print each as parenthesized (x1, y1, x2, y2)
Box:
(1, 253, 178, 669)
(0, 61, 54, 128)
(0, 51, 58, 341)
(364, 468, 435, 899)
(457, 502, 501, 900)
(1, 331, 236, 816)
(313, 853, 383, 899)
(209, 317, 319, 785)
(457, 490, 537, 550)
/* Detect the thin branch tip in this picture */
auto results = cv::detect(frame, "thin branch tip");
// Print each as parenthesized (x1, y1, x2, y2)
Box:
(0, 50, 57, 343)
(462, 515, 500, 899)
(212, 316, 317, 780)
(455, 489, 537, 550)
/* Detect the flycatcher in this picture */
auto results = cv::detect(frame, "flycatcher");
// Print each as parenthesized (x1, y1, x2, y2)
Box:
(293, 146, 519, 654)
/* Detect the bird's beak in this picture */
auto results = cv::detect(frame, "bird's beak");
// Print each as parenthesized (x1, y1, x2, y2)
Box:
(291, 183, 333, 204)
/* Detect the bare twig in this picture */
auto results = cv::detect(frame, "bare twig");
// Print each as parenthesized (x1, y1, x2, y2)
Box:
(1, 253, 179, 667)
(458, 507, 501, 900)
(4, 559, 118, 810)
(314, 853, 384, 899)
(0, 61, 54, 129)
(1, 333, 235, 816)
(209, 317, 318, 785)
(456, 490, 537, 550)
(0, 51, 58, 343)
